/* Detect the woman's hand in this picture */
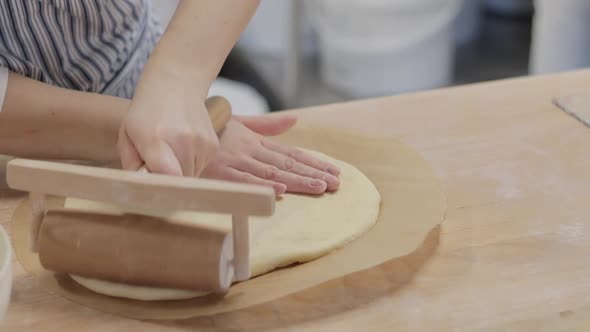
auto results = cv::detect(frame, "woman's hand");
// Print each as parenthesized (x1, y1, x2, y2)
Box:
(117, 83, 219, 176)
(202, 116, 341, 195)
(117, 0, 260, 176)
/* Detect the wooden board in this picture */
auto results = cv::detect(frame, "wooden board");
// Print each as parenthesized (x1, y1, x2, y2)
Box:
(3, 69, 590, 330)
(555, 90, 590, 126)
(8, 130, 445, 319)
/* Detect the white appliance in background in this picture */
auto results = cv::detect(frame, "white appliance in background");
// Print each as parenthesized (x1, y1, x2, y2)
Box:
(237, 0, 317, 57)
(530, 0, 590, 75)
(149, 0, 269, 114)
(209, 78, 270, 116)
(308, 0, 463, 98)
(150, 0, 315, 57)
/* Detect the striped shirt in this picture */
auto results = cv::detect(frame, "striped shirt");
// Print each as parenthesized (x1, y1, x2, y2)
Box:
(0, 0, 163, 98)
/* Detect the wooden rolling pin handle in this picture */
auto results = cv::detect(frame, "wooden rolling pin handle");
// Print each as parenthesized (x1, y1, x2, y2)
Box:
(205, 96, 233, 133)
(179, 94, 247, 284)
(232, 215, 251, 281)
(29, 192, 46, 253)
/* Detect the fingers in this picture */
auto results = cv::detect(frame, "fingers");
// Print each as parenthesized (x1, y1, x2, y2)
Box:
(254, 144, 340, 192)
(117, 128, 143, 171)
(261, 139, 341, 176)
(194, 141, 218, 177)
(164, 136, 195, 177)
(140, 140, 183, 176)
(235, 115, 297, 136)
(192, 130, 220, 177)
(164, 125, 220, 177)
(235, 157, 329, 195)
(157, 124, 219, 177)
(214, 166, 287, 195)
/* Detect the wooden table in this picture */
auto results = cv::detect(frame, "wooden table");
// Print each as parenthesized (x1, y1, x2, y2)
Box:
(4, 70, 590, 331)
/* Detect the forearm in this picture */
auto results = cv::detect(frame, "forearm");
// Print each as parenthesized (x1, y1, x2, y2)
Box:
(0, 73, 128, 162)
(138, 0, 259, 99)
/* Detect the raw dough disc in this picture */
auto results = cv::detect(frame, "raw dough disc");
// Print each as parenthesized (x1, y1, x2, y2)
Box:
(70, 275, 205, 301)
(66, 150, 381, 301)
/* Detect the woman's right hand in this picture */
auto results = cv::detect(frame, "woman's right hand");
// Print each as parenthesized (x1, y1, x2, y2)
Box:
(117, 83, 219, 177)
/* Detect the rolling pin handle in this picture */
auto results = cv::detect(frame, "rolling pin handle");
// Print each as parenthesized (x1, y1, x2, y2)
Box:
(29, 192, 46, 253)
(232, 214, 250, 281)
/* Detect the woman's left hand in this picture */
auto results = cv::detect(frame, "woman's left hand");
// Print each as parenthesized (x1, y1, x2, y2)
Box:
(202, 115, 341, 195)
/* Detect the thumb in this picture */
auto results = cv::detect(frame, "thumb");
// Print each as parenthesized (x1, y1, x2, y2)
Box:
(234, 115, 297, 136)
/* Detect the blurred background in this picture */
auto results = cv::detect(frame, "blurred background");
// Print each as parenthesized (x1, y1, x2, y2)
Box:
(151, 0, 590, 115)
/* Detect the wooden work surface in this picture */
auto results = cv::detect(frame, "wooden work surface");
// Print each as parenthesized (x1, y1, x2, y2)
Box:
(4, 70, 590, 331)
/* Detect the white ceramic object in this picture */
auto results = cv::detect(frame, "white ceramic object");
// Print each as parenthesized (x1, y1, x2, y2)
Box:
(150, 0, 318, 56)
(0, 225, 11, 321)
(317, 20, 455, 98)
(309, 0, 461, 97)
(530, 0, 590, 74)
(310, 0, 460, 41)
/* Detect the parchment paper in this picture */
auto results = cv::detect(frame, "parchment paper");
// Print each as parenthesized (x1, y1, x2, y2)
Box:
(11, 128, 447, 320)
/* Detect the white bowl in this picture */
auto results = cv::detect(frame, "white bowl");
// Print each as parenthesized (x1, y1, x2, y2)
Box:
(0, 225, 11, 321)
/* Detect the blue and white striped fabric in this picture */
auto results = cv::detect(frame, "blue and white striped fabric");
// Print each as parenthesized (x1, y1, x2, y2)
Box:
(0, 0, 163, 98)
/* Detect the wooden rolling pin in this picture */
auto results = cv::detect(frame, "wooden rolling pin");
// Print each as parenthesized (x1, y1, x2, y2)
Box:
(7, 96, 275, 293)
(39, 210, 235, 292)
(205, 95, 233, 135)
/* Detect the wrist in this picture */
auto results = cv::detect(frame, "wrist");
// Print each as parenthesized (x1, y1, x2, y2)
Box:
(138, 53, 212, 101)
(70, 92, 129, 162)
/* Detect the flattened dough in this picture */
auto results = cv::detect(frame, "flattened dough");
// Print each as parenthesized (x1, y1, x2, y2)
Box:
(66, 150, 381, 301)
(70, 275, 205, 301)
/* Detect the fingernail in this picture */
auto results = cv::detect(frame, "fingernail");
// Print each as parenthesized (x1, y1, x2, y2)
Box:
(274, 183, 287, 195)
(310, 179, 327, 190)
(326, 175, 341, 190)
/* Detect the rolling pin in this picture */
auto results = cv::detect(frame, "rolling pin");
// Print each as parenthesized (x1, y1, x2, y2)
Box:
(7, 96, 275, 293)
(39, 210, 234, 292)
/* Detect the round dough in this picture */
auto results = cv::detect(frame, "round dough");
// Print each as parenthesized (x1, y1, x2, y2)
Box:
(66, 150, 381, 301)
(70, 275, 205, 301)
